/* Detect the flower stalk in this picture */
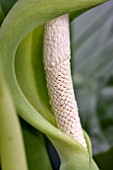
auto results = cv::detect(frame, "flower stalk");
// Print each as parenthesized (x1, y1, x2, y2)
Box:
(43, 14, 87, 150)
(0, 78, 28, 170)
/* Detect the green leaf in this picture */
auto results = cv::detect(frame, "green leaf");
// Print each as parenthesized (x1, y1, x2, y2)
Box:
(20, 118, 52, 170)
(0, 0, 108, 169)
(0, 0, 17, 16)
(71, 0, 113, 156)
(0, 76, 28, 170)
(0, 4, 4, 25)
(94, 146, 113, 170)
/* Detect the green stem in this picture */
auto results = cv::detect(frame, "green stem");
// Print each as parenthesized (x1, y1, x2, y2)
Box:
(0, 78, 28, 170)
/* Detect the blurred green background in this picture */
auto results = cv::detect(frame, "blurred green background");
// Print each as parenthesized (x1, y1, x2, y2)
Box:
(71, 1, 113, 169)
(0, 0, 113, 170)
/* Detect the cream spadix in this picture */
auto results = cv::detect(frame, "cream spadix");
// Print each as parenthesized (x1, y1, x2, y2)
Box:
(43, 14, 87, 150)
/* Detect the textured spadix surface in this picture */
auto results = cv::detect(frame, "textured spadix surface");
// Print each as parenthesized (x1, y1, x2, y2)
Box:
(44, 14, 87, 149)
(0, 0, 108, 169)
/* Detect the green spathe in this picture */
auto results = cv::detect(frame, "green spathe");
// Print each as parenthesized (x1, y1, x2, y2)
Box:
(0, 0, 108, 169)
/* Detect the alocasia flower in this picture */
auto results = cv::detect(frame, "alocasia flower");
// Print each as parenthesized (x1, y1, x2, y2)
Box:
(0, 0, 108, 169)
